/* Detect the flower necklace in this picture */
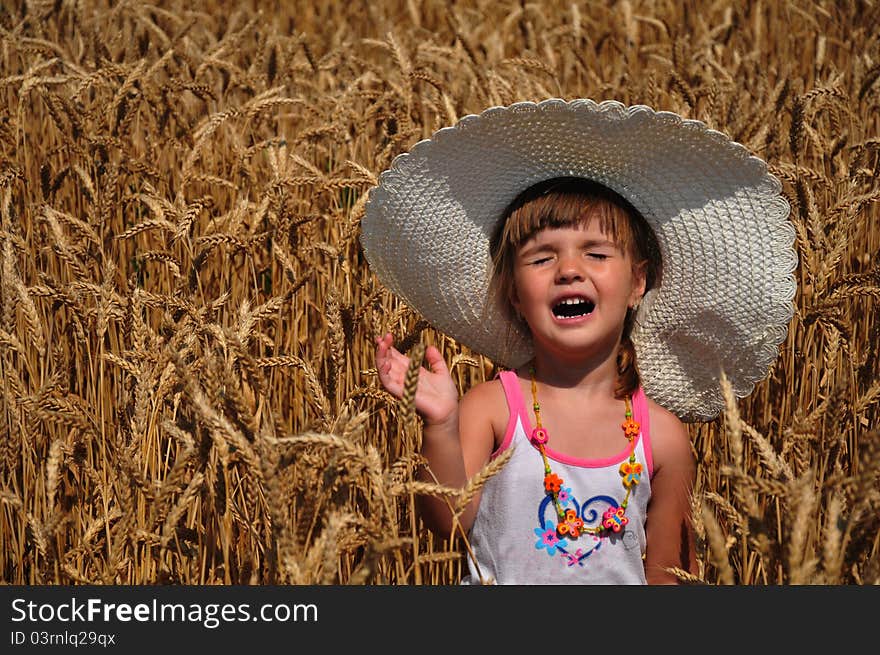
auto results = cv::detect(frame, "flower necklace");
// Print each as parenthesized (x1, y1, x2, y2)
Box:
(529, 365, 643, 539)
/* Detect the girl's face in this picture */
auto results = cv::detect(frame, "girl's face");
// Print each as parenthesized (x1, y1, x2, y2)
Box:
(510, 220, 646, 360)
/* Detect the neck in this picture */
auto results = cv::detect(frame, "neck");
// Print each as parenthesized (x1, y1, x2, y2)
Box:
(527, 341, 621, 393)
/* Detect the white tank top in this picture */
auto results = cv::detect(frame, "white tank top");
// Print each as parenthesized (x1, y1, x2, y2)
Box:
(463, 370, 653, 584)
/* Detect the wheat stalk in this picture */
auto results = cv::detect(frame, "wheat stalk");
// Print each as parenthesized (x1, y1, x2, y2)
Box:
(401, 342, 424, 426)
(700, 500, 735, 585)
(787, 474, 819, 584)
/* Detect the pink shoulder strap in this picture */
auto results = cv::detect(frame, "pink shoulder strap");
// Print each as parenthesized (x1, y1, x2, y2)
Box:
(491, 370, 527, 458)
(631, 386, 654, 478)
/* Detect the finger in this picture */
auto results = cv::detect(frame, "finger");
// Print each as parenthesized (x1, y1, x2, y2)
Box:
(377, 334, 399, 361)
(379, 346, 408, 379)
(375, 341, 388, 368)
(376, 357, 401, 397)
(386, 344, 411, 368)
(375, 338, 391, 370)
(424, 346, 449, 376)
(378, 349, 399, 376)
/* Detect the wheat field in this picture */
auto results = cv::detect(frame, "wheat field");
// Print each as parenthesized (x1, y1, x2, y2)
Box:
(0, 0, 878, 586)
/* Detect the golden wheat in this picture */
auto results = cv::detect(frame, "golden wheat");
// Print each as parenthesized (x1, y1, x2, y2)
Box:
(0, 0, 877, 586)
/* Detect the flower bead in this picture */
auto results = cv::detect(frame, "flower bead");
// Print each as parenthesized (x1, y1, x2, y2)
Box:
(556, 508, 585, 538)
(621, 417, 640, 439)
(544, 473, 563, 494)
(531, 427, 549, 444)
(601, 506, 629, 533)
(619, 461, 643, 488)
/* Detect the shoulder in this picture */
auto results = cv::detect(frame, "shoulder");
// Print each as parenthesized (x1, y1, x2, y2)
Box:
(460, 376, 507, 421)
(644, 395, 694, 473)
(462, 375, 504, 401)
(645, 395, 687, 440)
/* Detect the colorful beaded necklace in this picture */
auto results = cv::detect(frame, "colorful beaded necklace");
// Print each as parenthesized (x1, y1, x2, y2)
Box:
(529, 365, 643, 538)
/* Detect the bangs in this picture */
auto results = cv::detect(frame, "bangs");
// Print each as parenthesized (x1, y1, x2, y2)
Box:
(490, 177, 640, 257)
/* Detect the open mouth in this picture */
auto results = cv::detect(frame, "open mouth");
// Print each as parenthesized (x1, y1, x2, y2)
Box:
(552, 297, 595, 319)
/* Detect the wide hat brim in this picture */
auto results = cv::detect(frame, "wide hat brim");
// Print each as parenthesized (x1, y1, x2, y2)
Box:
(360, 99, 797, 422)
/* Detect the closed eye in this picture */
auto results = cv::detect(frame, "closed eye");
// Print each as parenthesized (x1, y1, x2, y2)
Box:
(530, 257, 551, 265)
(587, 253, 609, 260)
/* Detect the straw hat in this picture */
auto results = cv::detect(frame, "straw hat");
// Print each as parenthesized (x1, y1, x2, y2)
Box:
(360, 99, 797, 422)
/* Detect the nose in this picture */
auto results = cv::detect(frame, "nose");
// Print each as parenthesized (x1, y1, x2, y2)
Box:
(555, 253, 584, 283)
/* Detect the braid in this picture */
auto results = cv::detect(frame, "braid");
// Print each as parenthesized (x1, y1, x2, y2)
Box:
(615, 308, 641, 399)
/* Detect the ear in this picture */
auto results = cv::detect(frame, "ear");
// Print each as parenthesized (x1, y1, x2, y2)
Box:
(629, 260, 647, 308)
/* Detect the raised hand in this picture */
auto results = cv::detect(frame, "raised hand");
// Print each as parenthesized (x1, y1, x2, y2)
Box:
(374, 332, 460, 426)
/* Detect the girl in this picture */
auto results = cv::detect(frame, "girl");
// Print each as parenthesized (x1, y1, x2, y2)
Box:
(362, 99, 796, 584)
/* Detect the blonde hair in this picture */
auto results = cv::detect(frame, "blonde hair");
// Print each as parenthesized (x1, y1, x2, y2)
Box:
(487, 177, 662, 399)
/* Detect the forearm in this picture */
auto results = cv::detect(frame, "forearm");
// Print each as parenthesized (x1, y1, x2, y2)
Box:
(416, 409, 475, 537)
(644, 469, 698, 584)
(645, 528, 697, 584)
